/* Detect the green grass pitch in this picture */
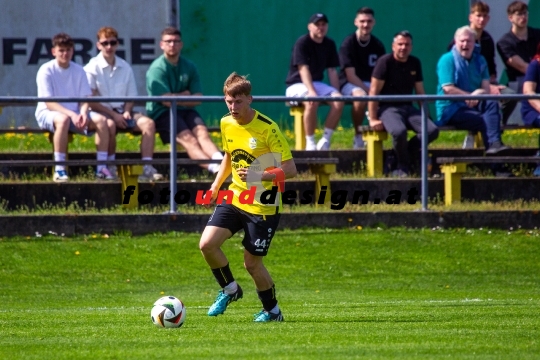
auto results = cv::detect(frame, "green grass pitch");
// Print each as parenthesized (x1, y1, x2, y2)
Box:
(1, 227, 539, 359)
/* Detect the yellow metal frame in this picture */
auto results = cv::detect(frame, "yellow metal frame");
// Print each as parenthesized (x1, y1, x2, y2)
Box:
(289, 106, 305, 150)
(309, 163, 336, 206)
(440, 163, 467, 205)
(363, 130, 387, 177)
(119, 165, 144, 209)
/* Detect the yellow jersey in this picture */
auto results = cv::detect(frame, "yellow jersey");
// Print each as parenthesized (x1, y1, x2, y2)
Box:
(221, 110, 293, 215)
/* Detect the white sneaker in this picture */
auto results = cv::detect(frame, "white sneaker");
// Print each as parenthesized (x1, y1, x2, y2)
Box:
(353, 136, 365, 149)
(53, 170, 69, 183)
(96, 167, 116, 180)
(462, 133, 475, 149)
(305, 142, 317, 151)
(138, 165, 164, 182)
(316, 137, 330, 150)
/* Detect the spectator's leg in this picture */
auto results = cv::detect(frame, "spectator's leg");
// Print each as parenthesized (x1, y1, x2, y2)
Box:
(106, 118, 116, 158)
(192, 125, 220, 158)
(379, 106, 409, 172)
(351, 88, 367, 148)
(499, 86, 517, 126)
(303, 101, 319, 136)
(406, 106, 439, 173)
(135, 115, 156, 159)
(87, 113, 110, 174)
(477, 100, 503, 146)
(52, 114, 71, 155)
(324, 95, 343, 131)
(52, 114, 71, 173)
(351, 91, 367, 135)
(447, 108, 488, 148)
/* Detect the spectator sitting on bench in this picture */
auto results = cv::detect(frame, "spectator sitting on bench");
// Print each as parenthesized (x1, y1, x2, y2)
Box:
(338, 7, 386, 149)
(35, 32, 111, 183)
(146, 27, 222, 174)
(368, 31, 439, 177)
(285, 13, 344, 151)
(447, 1, 517, 147)
(520, 43, 540, 176)
(497, 1, 540, 97)
(84, 26, 163, 182)
(436, 26, 509, 154)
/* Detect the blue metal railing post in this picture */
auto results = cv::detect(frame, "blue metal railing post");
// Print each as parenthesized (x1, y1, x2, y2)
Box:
(169, 101, 178, 213)
(421, 102, 428, 211)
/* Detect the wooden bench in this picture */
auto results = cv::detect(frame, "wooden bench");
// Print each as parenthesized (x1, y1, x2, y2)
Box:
(358, 124, 539, 177)
(436, 156, 540, 205)
(0, 157, 338, 209)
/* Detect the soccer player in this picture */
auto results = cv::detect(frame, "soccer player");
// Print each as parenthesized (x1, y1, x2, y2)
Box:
(199, 72, 297, 322)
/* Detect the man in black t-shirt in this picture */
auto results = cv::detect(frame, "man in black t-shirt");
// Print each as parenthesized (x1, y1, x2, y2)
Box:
(338, 7, 386, 149)
(368, 31, 439, 177)
(497, 1, 540, 94)
(285, 13, 344, 151)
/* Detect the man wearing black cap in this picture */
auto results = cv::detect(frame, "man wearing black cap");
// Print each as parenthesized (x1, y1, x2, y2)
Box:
(285, 13, 344, 150)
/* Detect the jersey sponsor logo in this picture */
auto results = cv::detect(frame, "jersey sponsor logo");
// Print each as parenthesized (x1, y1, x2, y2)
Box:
(248, 137, 257, 149)
(231, 149, 256, 170)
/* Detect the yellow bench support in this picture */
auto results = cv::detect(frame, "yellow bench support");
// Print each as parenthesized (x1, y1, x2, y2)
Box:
(309, 163, 336, 206)
(290, 106, 305, 150)
(118, 164, 144, 209)
(440, 163, 467, 205)
(363, 130, 387, 177)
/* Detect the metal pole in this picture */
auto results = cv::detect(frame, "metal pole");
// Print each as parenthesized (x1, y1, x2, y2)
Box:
(169, 101, 178, 213)
(421, 102, 428, 211)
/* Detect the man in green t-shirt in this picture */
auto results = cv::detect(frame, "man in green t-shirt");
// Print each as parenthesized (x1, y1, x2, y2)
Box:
(146, 27, 222, 174)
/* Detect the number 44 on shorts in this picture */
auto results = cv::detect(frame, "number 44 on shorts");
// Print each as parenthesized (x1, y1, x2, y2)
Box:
(254, 239, 267, 248)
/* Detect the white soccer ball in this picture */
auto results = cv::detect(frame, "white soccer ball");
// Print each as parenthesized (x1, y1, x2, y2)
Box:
(151, 296, 186, 328)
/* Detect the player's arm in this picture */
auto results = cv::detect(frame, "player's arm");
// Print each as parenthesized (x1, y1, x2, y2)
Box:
(208, 152, 232, 204)
(367, 77, 385, 131)
(261, 159, 297, 181)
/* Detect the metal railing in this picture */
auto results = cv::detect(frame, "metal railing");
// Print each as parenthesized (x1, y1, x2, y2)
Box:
(2, 93, 539, 213)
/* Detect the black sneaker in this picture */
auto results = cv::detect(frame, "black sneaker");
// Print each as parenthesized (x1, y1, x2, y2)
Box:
(486, 141, 510, 154)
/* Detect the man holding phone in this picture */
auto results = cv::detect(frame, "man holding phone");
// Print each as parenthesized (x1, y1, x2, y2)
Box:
(85, 26, 162, 181)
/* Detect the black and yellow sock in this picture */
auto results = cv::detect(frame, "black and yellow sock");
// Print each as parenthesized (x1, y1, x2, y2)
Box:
(211, 263, 234, 288)
(257, 284, 278, 312)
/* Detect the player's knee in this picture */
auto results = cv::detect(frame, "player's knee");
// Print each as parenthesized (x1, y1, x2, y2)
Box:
(243, 258, 262, 275)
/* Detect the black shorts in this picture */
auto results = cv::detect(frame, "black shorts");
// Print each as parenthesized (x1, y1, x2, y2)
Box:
(154, 108, 206, 144)
(207, 204, 281, 256)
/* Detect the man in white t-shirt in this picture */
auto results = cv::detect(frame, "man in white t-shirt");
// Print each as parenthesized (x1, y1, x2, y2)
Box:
(35, 33, 111, 182)
(84, 26, 162, 181)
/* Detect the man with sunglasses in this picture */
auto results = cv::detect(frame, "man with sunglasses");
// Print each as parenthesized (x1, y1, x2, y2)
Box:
(146, 27, 223, 175)
(497, 1, 540, 95)
(84, 26, 163, 181)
